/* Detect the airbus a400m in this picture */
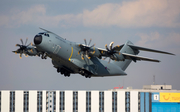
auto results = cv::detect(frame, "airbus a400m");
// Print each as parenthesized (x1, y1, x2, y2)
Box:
(13, 28, 174, 78)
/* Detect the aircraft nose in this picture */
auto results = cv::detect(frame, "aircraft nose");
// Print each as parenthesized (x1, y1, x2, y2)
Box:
(34, 35, 42, 45)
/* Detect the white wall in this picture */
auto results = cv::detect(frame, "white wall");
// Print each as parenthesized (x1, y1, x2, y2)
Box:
(78, 91, 86, 112)
(104, 91, 112, 112)
(91, 91, 99, 112)
(130, 91, 138, 112)
(117, 91, 125, 112)
(15, 91, 23, 112)
(56, 91, 60, 112)
(1, 91, 10, 112)
(65, 91, 73, 112)
(42, 91, 46, 112)
(29, 91, 37, 112)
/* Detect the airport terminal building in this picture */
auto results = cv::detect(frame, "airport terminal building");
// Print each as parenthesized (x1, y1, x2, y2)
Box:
(0, 85, 180, 112)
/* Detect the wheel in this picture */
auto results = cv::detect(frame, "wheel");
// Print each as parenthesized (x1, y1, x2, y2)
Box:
(57, 68, 60, 73)
(85, 73, 91, 78)
(64, 71, 70, 77)
(67, 73, 70, 77)
(88, 75, 91, 78)
(60, 69, 64, 75)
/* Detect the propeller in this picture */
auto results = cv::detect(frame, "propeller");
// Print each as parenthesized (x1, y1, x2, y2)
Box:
(103, 42, 120, 63)
(13, 38, 32, 59)
(78, 39, 95, 60)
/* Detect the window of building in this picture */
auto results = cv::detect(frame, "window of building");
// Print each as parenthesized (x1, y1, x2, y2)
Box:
(10, 91, 15, 112)
(53, 92, 56, 111)
(86, 91, 91, 112)
(112, 92, 117, 112)
(138, 92, 140, 112)
(23, 91, 29, 112)
(73, 91, 78, 112)
(125, 92, 130, 112)
(60, 91, 65, 111)
(46, 91, 56, 112)
(99, 91, 104, 112)
(37, 91, 42, 112)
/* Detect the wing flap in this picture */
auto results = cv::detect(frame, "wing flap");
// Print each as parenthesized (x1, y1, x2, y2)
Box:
(122, 53, 160, 62)
(128, 45, 175, 55)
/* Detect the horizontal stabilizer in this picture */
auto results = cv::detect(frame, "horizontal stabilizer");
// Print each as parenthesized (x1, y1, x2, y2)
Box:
(122, 53, 160, 62)
(128, 45, 175, 55)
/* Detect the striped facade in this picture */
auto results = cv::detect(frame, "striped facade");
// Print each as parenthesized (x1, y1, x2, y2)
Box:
(0, 90, 179, 112)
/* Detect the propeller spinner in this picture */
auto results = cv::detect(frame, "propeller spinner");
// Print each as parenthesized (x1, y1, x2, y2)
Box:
(78, 39, 95, 60)
(13, 38, 32, 59)
(103, 42, 120, 63)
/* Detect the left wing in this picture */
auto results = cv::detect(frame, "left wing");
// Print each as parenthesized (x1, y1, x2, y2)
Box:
(122, 53, 160, 62)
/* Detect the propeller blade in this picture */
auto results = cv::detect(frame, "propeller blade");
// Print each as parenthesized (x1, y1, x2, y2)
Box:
(84, 39, 87, 45)
(102, 57, 107, 60)
(88, 39, 92, 46)
(78, 50, 81, 55)
(27, 42, 31, 47)
(19, 53, 22, 59)
(16, 44, 21, 47)
(12, 51, 18, 54)
(109, 42, 114, 50)
(24, 54, 28, 57)
(85, 51, 88, 55)
(105, 44, 109, 51)
(108, 58, 111, 64)
(30, 49, 33, 53)
(81, 53, 84, 60)
(90, 44, 95, 48)
(20, 39, 23, 45)
(25, 38, 28, 45)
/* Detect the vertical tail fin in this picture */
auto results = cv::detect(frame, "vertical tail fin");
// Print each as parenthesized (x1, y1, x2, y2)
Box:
(112, 40, 135, 71)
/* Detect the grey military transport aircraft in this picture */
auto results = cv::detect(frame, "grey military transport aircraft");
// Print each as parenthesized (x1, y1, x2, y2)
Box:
(12, 28, 174, 78)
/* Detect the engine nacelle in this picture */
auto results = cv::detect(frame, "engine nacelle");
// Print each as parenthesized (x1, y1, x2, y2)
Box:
(110, 53, 125, 61)
(88, 47, 101, 57)
(26, 47, 38, 56)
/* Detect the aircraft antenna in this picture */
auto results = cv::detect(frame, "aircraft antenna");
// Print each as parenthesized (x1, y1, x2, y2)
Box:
(153, 75, 155, 85)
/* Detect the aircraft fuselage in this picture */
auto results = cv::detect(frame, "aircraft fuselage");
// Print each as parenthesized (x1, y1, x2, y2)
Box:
(34, 32, 127, 77)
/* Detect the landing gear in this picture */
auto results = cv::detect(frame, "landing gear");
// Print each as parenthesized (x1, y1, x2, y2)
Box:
(37, 52, 47, 59)
(57, 68, 70, 77)
(79, 69, 91, 78)
(41, 52, 47, 59)
(64, 71, 70, 77)
(85, 73, 91, 78)
(57, 68, 61, 73)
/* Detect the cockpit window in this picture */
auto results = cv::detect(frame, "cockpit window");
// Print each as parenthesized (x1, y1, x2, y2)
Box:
(38, 32, 49, 37)
(44, 33, 49, 37)
(38, 32, 44, 35)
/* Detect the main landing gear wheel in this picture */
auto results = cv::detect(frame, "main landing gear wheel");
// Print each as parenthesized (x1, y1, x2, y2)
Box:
(57, 68, 61, 73)
(79, 70, 91, 78)
(57, 68, 70, 77)
(85, 73, 91, 78)
(64, 71, 70, 77)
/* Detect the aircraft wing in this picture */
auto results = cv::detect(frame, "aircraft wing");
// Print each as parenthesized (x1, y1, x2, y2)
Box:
(128, 45, 175, 55)
(122, 53, 160, 62)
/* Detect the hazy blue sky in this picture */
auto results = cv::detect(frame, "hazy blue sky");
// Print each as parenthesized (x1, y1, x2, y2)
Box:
(0, 0, 180, 90)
